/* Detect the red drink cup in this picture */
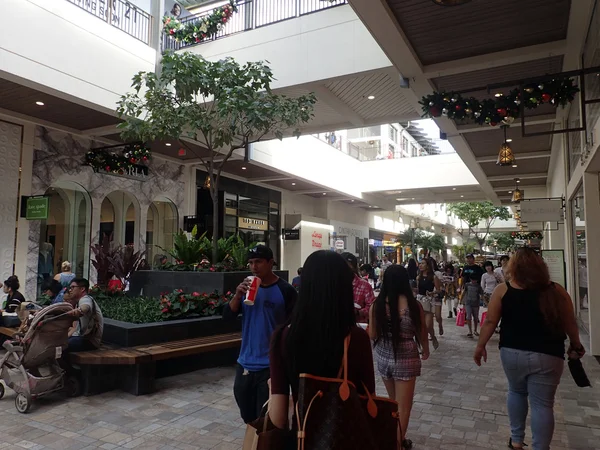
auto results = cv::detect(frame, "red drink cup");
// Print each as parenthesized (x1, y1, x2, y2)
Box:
(243, 276, 261, 306)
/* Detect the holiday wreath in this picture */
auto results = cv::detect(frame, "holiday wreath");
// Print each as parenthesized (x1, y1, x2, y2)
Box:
(163, 0, 237, 45)
(511, 231, 543, 240)
(85, 143, 151, 175)
(420, 77, 579, 126)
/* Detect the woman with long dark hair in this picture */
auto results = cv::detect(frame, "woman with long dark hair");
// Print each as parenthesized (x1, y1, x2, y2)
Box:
(369, 264, 429, 450)
(417, 259, 441, 349)
(406, 259, 418, 284)
(269, 251, 375, 431)
(474, 248, 584, 450)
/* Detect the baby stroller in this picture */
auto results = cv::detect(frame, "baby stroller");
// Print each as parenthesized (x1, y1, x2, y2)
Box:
(0, 303, 79, 413)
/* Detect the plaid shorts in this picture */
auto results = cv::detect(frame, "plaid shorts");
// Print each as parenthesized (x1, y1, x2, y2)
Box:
(374, 339, 421, 381)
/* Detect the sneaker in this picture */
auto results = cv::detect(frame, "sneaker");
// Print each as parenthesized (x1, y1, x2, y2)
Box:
(447, 313, 453, 319)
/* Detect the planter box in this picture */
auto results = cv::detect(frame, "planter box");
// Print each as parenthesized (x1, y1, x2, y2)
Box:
(102, 315, 242, 347)
(128, 270, 289, 298)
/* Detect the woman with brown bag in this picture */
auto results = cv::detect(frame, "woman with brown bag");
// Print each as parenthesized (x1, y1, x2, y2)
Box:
(269, 250, 379, 449)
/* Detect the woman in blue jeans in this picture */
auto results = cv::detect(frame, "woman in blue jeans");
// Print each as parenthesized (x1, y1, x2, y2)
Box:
(473, 248, 584, 450)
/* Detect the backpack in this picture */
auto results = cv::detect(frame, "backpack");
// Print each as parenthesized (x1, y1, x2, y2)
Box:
(295, 334, 400, 450)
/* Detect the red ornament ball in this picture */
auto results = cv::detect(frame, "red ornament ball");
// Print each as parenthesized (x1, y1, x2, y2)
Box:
(455, 105, 462, 111)
(130, 158, 136, 163)
(541, 93, 552, 103)
(142, 156, 148, 161)
(429, 106, 442, 117)
(497, 108, 507, 116)
(105, 166, 111, 171)
(490, 122, 498, 127)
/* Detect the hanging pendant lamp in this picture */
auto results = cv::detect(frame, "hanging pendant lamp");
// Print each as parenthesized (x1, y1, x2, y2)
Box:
(511, 178, 524, 203)
(497, 125, 516, 166)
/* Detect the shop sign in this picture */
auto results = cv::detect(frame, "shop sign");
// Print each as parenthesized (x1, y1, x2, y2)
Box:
(382, 240, 399, 247)
(311, 231, 323, 248)
(334, 239, 345, 250)
(282, 229, 300, 240)
(26, 197, 49, 220)
(239, 217, 268, 231)
(520, 199, 563, 223)
(101, 164, 149, 181)
(541, 250, 566, 288)
(369, 239, 383, 247)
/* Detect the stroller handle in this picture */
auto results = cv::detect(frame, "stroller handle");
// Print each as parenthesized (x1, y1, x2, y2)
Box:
(36, 311, 74, 328)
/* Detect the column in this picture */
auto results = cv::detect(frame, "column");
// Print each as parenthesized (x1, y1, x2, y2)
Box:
(583, 172, 600, 355)
(15, 124, 34, 294)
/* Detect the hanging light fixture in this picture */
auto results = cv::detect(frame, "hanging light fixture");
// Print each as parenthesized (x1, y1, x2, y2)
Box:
(511, 178, 524, 203)
(497, 125, 516, 166)
(203, 175, 211, 189)
(432, 0, 471, 5)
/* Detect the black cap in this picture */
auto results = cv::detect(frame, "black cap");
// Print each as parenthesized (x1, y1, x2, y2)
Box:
(340, 252, 358, 267)
(248, 245, 274, 261)
(466, 253, 475, 259)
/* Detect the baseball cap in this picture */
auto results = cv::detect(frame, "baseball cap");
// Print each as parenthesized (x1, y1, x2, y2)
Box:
(466, 253, 475, 259)
(340, 252, 358, 267)
(247, 245, 274, 261)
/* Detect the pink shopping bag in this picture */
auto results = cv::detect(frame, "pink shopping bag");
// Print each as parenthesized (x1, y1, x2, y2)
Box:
(456, 308, 466, 327)
(481, 311, 487, 325)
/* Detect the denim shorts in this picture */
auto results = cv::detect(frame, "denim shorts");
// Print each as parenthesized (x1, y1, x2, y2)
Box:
(465, 304, 479, 321)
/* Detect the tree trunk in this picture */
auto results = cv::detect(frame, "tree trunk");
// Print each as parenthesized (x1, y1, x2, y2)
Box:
(211, 191, 219, 263)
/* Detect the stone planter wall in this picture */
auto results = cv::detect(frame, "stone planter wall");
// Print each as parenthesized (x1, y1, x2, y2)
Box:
(128, 270, 289, 298)
(103, 315, 242, 347)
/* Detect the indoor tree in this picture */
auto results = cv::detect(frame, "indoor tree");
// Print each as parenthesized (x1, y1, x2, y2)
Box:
(486, 232, 516, 254)
(416, 232, 445, 259)
(447, 202, 511, 252)
(117, 52, 316, 262)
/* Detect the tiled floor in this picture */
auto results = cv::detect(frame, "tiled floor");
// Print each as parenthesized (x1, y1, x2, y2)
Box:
(0, 312, 598, 449)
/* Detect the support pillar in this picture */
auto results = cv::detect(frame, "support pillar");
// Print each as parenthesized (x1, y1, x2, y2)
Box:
(583, 172, 600, 354)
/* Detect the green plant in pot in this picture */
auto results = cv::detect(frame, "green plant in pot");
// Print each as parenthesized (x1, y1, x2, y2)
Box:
(161, 225, 211, 270)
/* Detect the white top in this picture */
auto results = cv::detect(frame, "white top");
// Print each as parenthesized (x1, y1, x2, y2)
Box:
(481, 272, 499, 294)
(579, 265, 588, 288)
(494, 267, 505, 283)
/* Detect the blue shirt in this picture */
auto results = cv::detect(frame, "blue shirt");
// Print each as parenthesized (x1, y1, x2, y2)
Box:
(292, 276, 301, 288)
(223, 278, 296, 371)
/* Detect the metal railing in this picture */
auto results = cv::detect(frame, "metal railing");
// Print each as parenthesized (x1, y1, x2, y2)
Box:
(163, 0, 347, 51)
(67, 0, 152, 44)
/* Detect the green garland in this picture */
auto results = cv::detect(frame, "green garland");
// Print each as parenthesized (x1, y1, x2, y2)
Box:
(511, 231, 543, 240)
(163, 0, 237, 45)
(85, 143, 151, 175)
(420, 77, 579, 126)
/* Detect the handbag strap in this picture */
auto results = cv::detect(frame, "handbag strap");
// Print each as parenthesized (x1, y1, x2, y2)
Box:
(338, 334, 351, 401)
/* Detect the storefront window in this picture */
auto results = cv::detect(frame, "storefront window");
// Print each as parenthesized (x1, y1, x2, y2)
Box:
(101, 191, 138, 247)
(570, 184, 587, 325)
(146, 199, 178, 267)
(38, 182, 91, 294)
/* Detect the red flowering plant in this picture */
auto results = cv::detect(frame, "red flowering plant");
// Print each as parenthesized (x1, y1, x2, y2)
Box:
(159, 289, 233, 320)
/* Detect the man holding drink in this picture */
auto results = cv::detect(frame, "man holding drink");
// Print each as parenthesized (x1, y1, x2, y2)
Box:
(223, 245, 297, 423)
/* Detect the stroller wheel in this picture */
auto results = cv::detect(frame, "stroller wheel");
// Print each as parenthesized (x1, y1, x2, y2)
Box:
(64, 375, 81, 398)
(0, 382, 4, 399)
(15, 393, 31, 413)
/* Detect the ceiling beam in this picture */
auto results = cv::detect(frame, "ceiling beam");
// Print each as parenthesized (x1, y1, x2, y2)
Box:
(487, 172, 547, 182)
(293, 189, 331, 195)
(476, 150, 551, 164)
(249, 175, 294, 182)
(493, 185, 546, 192)
(454, 115, 557, 134)
(423, 40, 567, 79)
(82, 124, 120, 137)
(311, 85, 365, 127)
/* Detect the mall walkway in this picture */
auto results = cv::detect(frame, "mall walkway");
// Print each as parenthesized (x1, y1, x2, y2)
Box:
(0, 315, 597, 449)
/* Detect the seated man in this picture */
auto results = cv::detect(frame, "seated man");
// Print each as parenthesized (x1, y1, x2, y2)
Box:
(64, 278, 103, 352)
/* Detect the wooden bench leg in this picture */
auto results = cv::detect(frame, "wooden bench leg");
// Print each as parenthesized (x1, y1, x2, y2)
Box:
(80, 365, 119, 396)
(120, 362, 156, 396)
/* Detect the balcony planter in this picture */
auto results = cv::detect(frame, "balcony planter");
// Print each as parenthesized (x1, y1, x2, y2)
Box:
(102, 315, 242, 347)
(128, 270, 289, 298)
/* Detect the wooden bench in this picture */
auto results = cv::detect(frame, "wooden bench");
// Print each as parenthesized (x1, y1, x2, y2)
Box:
(0, 327, 18, 338)
(70, 332, 242, 396)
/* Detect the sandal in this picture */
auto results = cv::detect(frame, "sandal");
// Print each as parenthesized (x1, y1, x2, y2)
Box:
(432, 337, 439, 350)
(402, 438, 413, 449)
(474, 331, 479, 336)
(439, 323, 444, 335)
(508, 438, 528, 449)
(467, 333, 473, 338)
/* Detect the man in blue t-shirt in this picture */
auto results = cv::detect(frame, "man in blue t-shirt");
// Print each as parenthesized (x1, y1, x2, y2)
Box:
(223, 245, 297, 423)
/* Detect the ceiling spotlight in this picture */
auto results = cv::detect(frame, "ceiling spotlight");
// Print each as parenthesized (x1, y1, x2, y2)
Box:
(351, 199, 354, 202)
(512, 164, 518, 168)
(367, 95, 375, 100)
(452, 187, 456, 191)
(291, 182, 296, 186)
(411, 197, 415, 200)
(165, 143, 172, 146)
(497, 125, 516, 167)
(495, 93, 503, 98)
(460, 195, 464, 198)
(241, 166, 247, 170)
(322, 192, 326, 195)
(369, 205, 372, 208)
(516, 179, 521, 183)
(506, 138, 513, 143)
(35, 101, 45, 106)
(508, 190, 513, 194)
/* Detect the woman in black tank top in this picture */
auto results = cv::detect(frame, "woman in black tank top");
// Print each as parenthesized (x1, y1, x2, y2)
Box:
(472, 249, 584, 450)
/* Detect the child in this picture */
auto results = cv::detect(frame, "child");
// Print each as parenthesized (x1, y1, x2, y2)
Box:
(461, 277, 483, 338)
(480, 261, 499, 306)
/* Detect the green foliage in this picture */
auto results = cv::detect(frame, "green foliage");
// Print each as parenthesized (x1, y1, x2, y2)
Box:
(451, 243, 476, 263)
(159, 289, 232, 320)
(417, 233, 445, 257)
(487, 232, 516, 252)
(162, 226, 211, 268)
(116, 52, 316, 262)
(162, 1, 236, 45)
(447, 202, 511, 250)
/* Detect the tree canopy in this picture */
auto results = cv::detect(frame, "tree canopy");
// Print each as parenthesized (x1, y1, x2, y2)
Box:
(116, 52, 317, 260)
(447, 201, 511, 251)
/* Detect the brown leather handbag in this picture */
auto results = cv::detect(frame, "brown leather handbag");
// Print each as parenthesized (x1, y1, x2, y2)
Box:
(295, 334, 400, 450)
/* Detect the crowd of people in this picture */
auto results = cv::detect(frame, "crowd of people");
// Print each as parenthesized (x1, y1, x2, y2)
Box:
(228, 246, 585, 450)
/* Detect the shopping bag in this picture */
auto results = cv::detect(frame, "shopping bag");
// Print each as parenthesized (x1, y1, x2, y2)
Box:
(481, 311, 487, 325)
(243, 405, 293, 450)
(456, 308, 466, 327)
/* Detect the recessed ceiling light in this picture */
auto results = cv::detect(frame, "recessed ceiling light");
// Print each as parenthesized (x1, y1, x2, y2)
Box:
(165, 143, 172, 146)
(506, 138, 513, 143)
(322, 192, 327, 195)
(512, 164, 518, 168)
(351, 199, 354, 202)
(292, 182, 296, 186)
(35, 101, 44, 106)
(411, 197, 415, 200)
(452, 187, 456, 191)
(369, 205, 372, 208)
(367, 95, 375, 100)
(241, 166, 247, 170)
(516, 179, 521, 183)
(495, 93, 503, 98)
(396, 198, 402, 201)
(460, 195, 464, 198)
(508, 190, 513, 194)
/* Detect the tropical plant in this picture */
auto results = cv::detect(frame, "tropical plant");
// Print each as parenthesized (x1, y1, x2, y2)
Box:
(487, 232, 516, 253)
(451, 243, 476, 263)
(162, 225, 211, 269)
(117, 51, 316, 262)
(108, 244, 146, 285)
(159, 289, 232, 320)
(447, 202, 511, 251)
(90, 233, 119, 287)
(417, 233, 445, 258)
